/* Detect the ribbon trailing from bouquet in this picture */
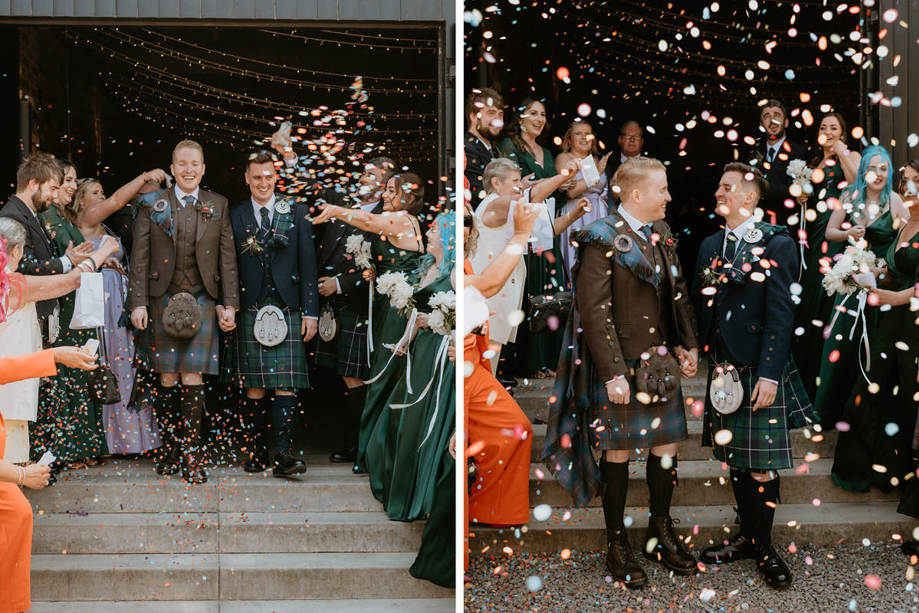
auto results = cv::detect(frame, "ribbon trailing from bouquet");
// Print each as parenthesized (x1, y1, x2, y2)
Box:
(386, 334, 451, 450)
(363, 307, 418, 391)
(365, 283, 374, 366)
(825, 290, 872, 383)
(797, 201, 808, 279)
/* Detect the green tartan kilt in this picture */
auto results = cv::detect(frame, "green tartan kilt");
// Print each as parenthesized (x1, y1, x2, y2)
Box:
(703, 358, 815, 471)
(226, 295, 309, 391)
(589, 358, 688, 450)
(314, 302, 369, 379)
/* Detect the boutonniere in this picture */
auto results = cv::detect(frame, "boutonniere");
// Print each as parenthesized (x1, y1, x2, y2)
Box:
(195, 199, 219, 221)
(241, 235, 264, 256)
(700, 256, 729, 292)
(654, 230, 677, 250)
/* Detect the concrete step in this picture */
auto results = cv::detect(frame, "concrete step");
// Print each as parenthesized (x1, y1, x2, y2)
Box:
(28, 600, 455, 612)
(469, 502, 916, 553)
(32, 511, 426, 554)
(30, 553, 454, 601)
(526, 459, 899, 510)
(25, 457, 382, 514)
(530, 421, 838, 462)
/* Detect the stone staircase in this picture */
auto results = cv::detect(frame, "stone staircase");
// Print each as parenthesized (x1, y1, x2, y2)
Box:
(25, 455, 454, 611)
(469, 367, 916, 556)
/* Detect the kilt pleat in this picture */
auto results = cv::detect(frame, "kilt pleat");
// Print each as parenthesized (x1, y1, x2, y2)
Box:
(143, 291, 220, 375)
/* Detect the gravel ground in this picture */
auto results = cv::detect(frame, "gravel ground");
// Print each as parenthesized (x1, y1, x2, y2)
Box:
(465, 544, 919, 612)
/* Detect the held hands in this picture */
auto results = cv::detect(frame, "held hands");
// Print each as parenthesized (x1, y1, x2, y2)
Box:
(22, 463, 51, 489)
(606, 377, 630, 405)
(130, 307, 148, 330)
(318, 277, 338, 297)
(216, 306, 237, 332)
(673, 346, 698, 378)
(750, 378, 777, 411)
(301, 316, 317, 342)
(52, 346, 99, 370)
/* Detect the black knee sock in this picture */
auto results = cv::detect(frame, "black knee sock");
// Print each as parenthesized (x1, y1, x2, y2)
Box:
(600, 460, 630, 536)
(242, 396, 268, 456)
(747, 474, 780, 549)
(154, 384, 178, 450)
(344, 385, 367, 448)
(730, 469, 749, 535)
(272, 394, 299, 453)
(179, 384, 206, 460)
(646, 453, 678, 518)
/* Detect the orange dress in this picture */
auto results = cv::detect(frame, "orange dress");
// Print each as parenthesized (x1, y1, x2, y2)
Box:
(0, 348, 55, 613)
(464, 261, 533, 530)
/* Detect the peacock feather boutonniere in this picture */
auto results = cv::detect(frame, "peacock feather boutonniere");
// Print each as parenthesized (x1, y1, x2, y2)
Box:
(241, 235, 264, 256)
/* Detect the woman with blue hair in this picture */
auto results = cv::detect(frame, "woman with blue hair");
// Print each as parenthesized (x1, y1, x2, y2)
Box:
(813, 145, 906, 432)
(366, 210, 456, 523)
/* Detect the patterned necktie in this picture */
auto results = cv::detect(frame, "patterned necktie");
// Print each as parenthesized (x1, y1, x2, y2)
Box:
(724, 232, 739, 260)
(640, 224, 654, 241)
(259, 207, 271, 240)
(182, 194, 195, 209)
(766, 146, 776, 163)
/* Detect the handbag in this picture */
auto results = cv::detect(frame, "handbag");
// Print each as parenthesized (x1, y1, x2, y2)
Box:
(634, 347, 681, 399)
(318, 303, 338, 342)
(709, 362, 744, 414)
(69, 272, 105, 329)
(87, 328, 121, 405)
(162, 292, 202, 339)
(528, 291, 571, 333)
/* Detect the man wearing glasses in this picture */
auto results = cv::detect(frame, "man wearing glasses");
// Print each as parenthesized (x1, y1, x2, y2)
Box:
(608, 121, 644, 201)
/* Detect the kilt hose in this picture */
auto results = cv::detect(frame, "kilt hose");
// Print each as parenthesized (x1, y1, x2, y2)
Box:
(314, 300, 369, 380)
(589, 358, 688, 451)
(143, 291, 220, 375)
(702, 357, 815, 471)
(227, 293, 309, 391)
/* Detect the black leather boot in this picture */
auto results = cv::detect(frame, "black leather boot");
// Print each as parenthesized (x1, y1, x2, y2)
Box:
(179, 384, 207, 485)
(701, 533, 757, 565)
(330, 386, 364, 463)
(272, 394, 305, 478)
(644, 516, 697, 574)
(154, 384, 180, 476)
(755, 545, 793, 588)
(607, 529, 647, 588)
(242, 395, 268, 473)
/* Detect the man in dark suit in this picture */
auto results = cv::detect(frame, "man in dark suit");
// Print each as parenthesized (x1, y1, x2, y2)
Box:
(464, 87, 503, 199)
(312, 156, 393, 465)
(229, 150, 318, 478)
(129, 139, 240, 484)
(606, 120, 645, 201)
(745, 99, 809, 227)
(692, 163, 815, 588)
(0, 152, 94, 340)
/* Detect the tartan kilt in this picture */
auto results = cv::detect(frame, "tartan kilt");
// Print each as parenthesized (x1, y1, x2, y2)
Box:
(142, 291, 220, 375)
(702, 357, 815, 471)
(226, 294, 309, 391)
(314, 301, 369, 379)
(589, 358, 688, 450)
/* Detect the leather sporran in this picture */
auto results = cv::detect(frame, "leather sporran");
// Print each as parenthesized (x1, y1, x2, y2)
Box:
(318, 303, 338, 342)
(162, 292, 202, 339)
(528, 291, 571, 333)
(709, 362, 744, 414)
(634, 347, 681, 399)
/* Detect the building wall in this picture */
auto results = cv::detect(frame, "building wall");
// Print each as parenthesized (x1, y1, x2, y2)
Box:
(879, 0, 919, 167)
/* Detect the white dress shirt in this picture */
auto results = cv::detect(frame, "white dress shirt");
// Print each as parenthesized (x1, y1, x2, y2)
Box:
(722, 215, 757, 256)
(251, 194, 276, 228)
(617, 204, 651, 240)
(174, 185, 200, 208)
(360, 199, 380, 213)
(765, 135, 786, 163)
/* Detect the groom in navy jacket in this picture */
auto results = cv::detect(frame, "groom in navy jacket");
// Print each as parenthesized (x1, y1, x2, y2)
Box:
(229, 150, 318, 477)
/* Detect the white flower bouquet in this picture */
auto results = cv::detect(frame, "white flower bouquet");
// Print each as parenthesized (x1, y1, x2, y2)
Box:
(376, 271, 415, 314)
(822, 240, 878, 296)
(344, 234, 373, 269)
(786, 159, 813, 198)
(427, 290, 456, 336)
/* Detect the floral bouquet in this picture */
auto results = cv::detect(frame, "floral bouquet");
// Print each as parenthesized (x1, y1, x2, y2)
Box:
(376, 271, 415, 315)
(426, 290, 456, 336)
(822, 240, 878, 297)
(345, 234, 373, 270)
(786, 159, 813, 196)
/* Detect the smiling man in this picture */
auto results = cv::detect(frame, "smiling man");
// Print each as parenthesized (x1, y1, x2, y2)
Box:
(464, 87, 504, 199)
(129, 139, 239, 484)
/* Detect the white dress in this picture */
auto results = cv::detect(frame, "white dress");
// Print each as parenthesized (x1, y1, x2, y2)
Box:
(470, 193, 527, 345)
(0, 300, 43, 462)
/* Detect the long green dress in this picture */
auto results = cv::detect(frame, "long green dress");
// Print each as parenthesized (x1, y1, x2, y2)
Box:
(368, 271, 455, 519)
(354, 237, 422, 476)
(409, 448, 455, 588)
(832, 226, 919, 493)
(498, 137, 567, 376)
(31, 206, 109, 462)
(812, 206, 897, 427)
(792, 161, 847, 400)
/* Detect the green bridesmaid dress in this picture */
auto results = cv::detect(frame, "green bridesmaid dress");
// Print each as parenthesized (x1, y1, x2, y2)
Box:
(31, 206, 109, 463)
(368, 272, 455, 519)
(354, 237, 422, 475)
(792, 162, 847, 399)
(498, 137, 568, 376)
(832, 226, 919, 493)
(409, 448, 455, 588)
(812, 207, 897, 427)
